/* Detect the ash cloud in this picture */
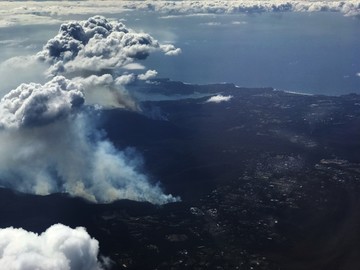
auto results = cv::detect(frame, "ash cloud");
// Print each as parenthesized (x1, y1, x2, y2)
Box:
(0, 224, 107, 270)
(0, 76, 178, 204)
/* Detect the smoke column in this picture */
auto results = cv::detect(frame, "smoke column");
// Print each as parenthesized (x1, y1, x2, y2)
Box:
(0, 16, 181, 204)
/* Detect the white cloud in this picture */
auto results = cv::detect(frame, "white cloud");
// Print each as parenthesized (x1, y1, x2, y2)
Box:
(201, 22, 222, 26)
(123, 63, 146, 70)
(0, 12, 62, 28)
(115, 74, 136, 85)
(206, 94, 233, 103)
(356, 72, 360, 77)
(138, 69, 158, 80)
(0, 0, 359, 28)
(73, 74, 114, 88)
(0, 224, 105, 270)
(159, 13, 216, 19)
(232, 20, 247, 25)
(201, 20, 248, 26)
(160, 44, 182, 56)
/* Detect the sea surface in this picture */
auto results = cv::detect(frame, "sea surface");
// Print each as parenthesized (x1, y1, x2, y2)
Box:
(136, 12, 360, 96)
(0, 11, 359, 95)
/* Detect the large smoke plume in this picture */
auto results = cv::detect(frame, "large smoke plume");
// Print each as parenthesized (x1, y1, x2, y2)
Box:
(0, 16, 181, 204)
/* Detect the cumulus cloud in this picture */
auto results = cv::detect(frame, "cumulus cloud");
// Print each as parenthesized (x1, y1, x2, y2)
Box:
(115, 74, 136, 85)
(138, 69, 158, 80)
(0, 76, 178, 204)
(0, 224, 106, 270)
(206, 94, 233, 103)
(160, 44, 182, 56)
(73, 74, 114, 89)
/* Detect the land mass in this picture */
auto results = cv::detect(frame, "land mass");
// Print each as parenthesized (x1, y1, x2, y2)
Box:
(2, 80, 360, 270)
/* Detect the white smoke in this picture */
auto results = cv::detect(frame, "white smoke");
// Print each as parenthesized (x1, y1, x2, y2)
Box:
(0, 224, 106, 270)
(72, 74, 138, 110)
(0, 76, 178, 204)
(0, 76, 84, 129)
(0, 16, 181, 204)
(0, 55, 48, 97)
